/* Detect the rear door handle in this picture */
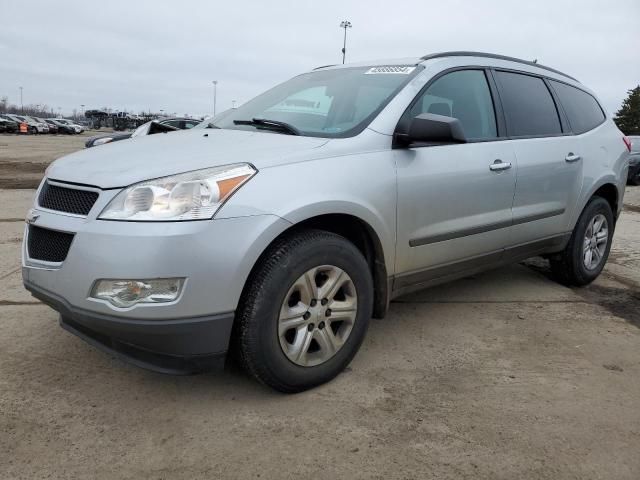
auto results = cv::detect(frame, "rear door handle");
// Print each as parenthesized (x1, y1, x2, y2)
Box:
(489, 159, 512, 171)
(565, 153, 581, 163)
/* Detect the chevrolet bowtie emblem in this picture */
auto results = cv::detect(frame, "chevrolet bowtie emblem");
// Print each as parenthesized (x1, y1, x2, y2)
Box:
(26, 209, 40, 225)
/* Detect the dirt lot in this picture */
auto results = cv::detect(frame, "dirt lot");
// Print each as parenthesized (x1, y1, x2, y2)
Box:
(0, 131, 111, 189)
(1, 135, 640, 479)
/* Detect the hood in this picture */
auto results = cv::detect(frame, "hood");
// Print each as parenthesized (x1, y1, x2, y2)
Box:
(47, 128, 330, 188)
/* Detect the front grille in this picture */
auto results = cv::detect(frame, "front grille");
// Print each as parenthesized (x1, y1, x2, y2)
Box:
(27, 226, 74, 262)
(38, 181, 99, 216)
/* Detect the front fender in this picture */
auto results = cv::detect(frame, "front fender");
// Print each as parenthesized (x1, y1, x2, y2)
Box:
(217, 152, 398, 275)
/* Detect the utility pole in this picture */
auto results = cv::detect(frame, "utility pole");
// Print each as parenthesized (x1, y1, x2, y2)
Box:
(19, 86, 23, 113)
(212, 80, 218, 116)
(80, 104, 85, 117)
(339, 20, 352, 64)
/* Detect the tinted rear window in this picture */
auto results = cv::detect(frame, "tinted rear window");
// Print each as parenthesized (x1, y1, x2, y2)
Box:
(495, 71, 562, 137)
(549, 80, 605, 134)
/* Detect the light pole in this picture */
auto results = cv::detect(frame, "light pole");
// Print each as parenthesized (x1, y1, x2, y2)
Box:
(80, 104, 85, 118)
(19, 86, 23, 113)
(232, 100, 236, 109)
(212, 80, 218, 116)
(339, 20, 352, 64)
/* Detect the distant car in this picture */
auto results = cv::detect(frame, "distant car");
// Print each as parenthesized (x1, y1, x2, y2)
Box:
(54, 119, 84, 133)
(45, 119, 76, 135)
(27, 116, 50, 133)
(4, 114, 46, 134)
(85, 117, 200, 147)
(628, 136, 640, 185)
(34, 117, 57, 134)
(0, 116, 18, 133)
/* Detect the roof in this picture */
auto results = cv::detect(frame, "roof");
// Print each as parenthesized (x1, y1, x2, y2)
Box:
(419, 51, 577, 81)
(313, 51, 576, 82)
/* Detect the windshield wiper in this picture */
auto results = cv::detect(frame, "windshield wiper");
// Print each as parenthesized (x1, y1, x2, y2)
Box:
(233, 118, 300, 135)
(206, 122, 220, 129)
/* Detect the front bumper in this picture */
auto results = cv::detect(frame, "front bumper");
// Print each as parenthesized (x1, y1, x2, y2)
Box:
(26, 280, 233, 374)
(22, 193, 291, 373)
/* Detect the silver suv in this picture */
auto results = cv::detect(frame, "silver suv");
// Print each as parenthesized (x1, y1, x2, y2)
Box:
(22, 52, 630, 392)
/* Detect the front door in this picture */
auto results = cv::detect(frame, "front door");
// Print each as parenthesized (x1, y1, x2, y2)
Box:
(394, 69, 516, 287)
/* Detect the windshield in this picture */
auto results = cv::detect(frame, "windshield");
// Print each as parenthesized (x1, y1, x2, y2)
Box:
(213, 65, 420, 138)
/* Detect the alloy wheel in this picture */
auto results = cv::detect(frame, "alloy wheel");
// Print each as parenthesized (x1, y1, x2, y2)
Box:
(583, 213, 608, 270)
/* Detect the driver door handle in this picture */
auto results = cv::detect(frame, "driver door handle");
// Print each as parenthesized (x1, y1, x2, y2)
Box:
(489, 159, 512, 171)
(565, 153, 582, 163)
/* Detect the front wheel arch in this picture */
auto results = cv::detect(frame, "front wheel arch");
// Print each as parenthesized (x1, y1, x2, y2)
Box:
(242, 213, 389, 319)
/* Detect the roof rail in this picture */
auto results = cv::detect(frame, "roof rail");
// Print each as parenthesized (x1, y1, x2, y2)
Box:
(313, 64, 337, 70)
(419, 51, 577, 82)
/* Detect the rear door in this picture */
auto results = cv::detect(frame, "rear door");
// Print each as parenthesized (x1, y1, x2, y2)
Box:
(493, 70, 582, 247)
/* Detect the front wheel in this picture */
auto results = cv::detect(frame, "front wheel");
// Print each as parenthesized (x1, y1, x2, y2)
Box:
(234, 229, 373, 393)
(550, 196, 614, 286)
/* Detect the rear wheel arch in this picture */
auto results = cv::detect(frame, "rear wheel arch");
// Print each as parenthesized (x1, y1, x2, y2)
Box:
(591, 183, 618, 219)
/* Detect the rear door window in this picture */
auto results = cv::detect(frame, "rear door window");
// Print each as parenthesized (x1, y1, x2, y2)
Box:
(494, 71, 562, 137)
(549, 80, 605, 134)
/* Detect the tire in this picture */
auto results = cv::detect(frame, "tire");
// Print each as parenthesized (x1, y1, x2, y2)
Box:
(628, 168, 640, 186)
(234, 229, 374, 393)
(550, 196, 614, 286)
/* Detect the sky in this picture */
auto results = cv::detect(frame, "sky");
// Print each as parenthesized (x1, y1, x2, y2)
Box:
(1, 0, 638, 118)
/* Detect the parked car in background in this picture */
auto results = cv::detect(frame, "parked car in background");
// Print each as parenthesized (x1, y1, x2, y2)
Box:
(23, 52, 629, 392)
(85, 117, 199, 147)
(628, 136, 640, 185)
(4, 114, 46, 134)
(28, 117, 50, 133)
(33, 117, 57, 134)
(54, 119, 83, 133)
(45, 119, 75, 134)
(0, 116, 18, 133)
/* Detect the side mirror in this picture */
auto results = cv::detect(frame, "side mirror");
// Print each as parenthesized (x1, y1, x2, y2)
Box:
(401, 113, 466, 145)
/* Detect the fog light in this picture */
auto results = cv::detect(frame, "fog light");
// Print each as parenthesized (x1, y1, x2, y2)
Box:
(91, 278, 184, 308)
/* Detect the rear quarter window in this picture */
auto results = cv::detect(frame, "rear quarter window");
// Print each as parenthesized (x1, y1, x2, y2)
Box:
(549, 80, 605, 134)
(494, 71, 562, 137)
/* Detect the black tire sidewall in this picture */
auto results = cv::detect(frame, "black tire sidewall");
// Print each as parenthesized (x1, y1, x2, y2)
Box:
(568, 197, 614, 284)
(243, 232, 373, 391)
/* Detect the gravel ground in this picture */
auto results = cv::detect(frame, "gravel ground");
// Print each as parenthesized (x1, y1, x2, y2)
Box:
(1, 136, 639, 479)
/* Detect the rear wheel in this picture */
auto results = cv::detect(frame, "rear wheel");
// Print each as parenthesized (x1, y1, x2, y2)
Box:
(234, 229, 373, 393)
(550, 196, 613, 286)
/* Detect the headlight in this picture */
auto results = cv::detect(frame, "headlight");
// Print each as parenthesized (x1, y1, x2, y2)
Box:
(99, 163, 256, 221)
(93, 137, 113, 146)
